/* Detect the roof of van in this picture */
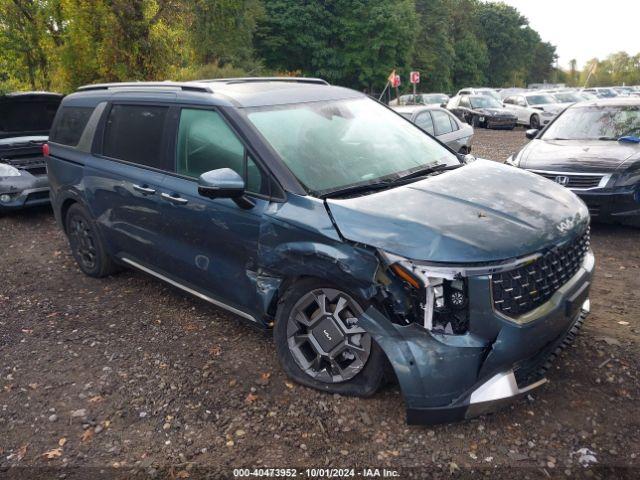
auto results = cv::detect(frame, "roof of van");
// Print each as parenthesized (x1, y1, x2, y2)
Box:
(71, 78, 363, 108)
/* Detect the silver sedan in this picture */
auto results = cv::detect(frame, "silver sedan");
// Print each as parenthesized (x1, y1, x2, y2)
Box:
(393, 105, 474, 154)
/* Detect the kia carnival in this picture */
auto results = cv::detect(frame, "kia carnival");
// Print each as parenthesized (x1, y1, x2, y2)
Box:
(46, 78, 593, 424)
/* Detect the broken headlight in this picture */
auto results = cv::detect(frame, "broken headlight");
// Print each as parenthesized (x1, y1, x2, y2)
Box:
(381, 252, 470, 334)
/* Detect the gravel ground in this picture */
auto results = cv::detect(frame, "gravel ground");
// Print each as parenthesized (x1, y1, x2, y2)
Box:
(1, 129, 639, 479)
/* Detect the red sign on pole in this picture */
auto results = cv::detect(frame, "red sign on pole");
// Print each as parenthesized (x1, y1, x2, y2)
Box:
(410, 71, 420, 84)
(392, 74, 401, 88)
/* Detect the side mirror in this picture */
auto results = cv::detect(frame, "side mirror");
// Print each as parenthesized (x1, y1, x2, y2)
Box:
(197, 168, 254, 209)
(525, 129, 539, 140)
(461, 154, 476, 164)
(441, 102, 448, 108)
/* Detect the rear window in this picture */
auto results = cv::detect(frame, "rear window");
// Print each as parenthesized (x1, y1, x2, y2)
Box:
(49, 107, 94, 146)
(0, 99, 60, 135)
(103, 105, 168, 169)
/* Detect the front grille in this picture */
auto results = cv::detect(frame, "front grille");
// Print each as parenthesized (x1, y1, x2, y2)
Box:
(533, 171, 604, 189)
(491, 229, 590, 317)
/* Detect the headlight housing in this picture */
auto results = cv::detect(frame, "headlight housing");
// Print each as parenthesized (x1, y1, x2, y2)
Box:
(0, 163, 21, 177)
(381, 252, 470, 334)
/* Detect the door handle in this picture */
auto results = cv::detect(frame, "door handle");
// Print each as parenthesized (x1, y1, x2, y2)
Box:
(133, 184, 156, 195)
(161, 192, 188, 205)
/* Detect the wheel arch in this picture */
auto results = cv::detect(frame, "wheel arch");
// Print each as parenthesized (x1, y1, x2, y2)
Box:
(254, 239, 381, 324)
(60, 197, 79, 234)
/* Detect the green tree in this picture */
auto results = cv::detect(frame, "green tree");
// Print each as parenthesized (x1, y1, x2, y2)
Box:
(255, 0, 417, 91)
(58, 0, 188, 89)
(412, 0, 454, 93)
(191, 0, 264, 68)
(475, 2, 532, 86)
(0, 0, 65, 90)
(448, 0, 488, 91)
(526, 40, 557, 85)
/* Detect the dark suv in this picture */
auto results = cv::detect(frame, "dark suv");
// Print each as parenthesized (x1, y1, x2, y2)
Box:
(0, 92, 62, 211)
(47, 79, 593, 424)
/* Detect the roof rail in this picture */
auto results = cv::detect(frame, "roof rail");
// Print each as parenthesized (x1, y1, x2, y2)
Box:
(195, 77, 329, 86)
(76, 82, 213, 93)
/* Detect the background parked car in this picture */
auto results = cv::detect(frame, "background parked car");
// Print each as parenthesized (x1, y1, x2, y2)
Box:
(447, 94, 517, 129)
(0, 92, 62, 212)
(612, 86, 634, 97)
(455, 87, 502, 102)
(388, 93, 450, 106)
(581, 87, 618, 98)
(502, 92, 564, 128)
(507, 97, 640, 227)
(392, 105, 474, 153)
(549, 91, 585, 105)
(499, 87, 528, 100)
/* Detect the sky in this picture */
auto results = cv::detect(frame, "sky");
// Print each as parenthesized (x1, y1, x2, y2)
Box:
(486, 0, 640, 69)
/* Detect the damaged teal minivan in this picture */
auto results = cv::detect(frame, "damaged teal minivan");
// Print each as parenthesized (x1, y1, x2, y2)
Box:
(46, 78, 593, 424)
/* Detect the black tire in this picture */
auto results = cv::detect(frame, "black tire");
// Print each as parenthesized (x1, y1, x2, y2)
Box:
(530, 114, 540, 129)
(65, 203, 119, 278)
(458, 146, 468, 155)
(274, 278, 385, 397)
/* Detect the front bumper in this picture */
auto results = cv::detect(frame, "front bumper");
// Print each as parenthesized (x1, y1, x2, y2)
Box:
(485, 117, 517, 129)
(0, 171, 50, 211)
(575, 185, 640, 225)
(358, 251, 594, 424)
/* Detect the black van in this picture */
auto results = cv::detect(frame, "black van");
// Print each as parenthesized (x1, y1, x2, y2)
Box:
(46, 79, 593, 424)
(0, 92, 62, 211)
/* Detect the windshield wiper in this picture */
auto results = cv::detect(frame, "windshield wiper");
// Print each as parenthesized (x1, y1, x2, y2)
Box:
(320, 180, 398, 198)
(320, 164, 462, 199)
(395, 163, 462, 181)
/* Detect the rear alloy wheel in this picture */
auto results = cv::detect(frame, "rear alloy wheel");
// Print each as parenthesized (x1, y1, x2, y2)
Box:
(65, 203, 119, 278)
(530, 114, 540, 129)
(274, 279, 385, 396)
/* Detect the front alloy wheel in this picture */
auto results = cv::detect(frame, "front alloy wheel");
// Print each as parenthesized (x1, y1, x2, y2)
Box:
(274, 278, 385, 396)
(286, 288, 371, 383)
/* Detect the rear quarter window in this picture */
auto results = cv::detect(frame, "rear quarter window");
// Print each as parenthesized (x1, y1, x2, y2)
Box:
(50, 107, 94, 146)
(102, 104, 169, 169)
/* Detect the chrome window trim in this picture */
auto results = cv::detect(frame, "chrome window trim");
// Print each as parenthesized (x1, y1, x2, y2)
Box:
(527, 169, 612, 190)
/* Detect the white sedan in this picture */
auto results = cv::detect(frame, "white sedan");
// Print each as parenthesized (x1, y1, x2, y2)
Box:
(502, 93, 565, 128)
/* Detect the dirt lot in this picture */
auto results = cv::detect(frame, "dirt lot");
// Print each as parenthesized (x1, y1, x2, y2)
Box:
(1, 128, 639, 479)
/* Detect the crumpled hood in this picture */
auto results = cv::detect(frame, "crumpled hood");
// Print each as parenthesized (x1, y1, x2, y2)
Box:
(520, 139, 640, 172)
(326, 160, 589, 263)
